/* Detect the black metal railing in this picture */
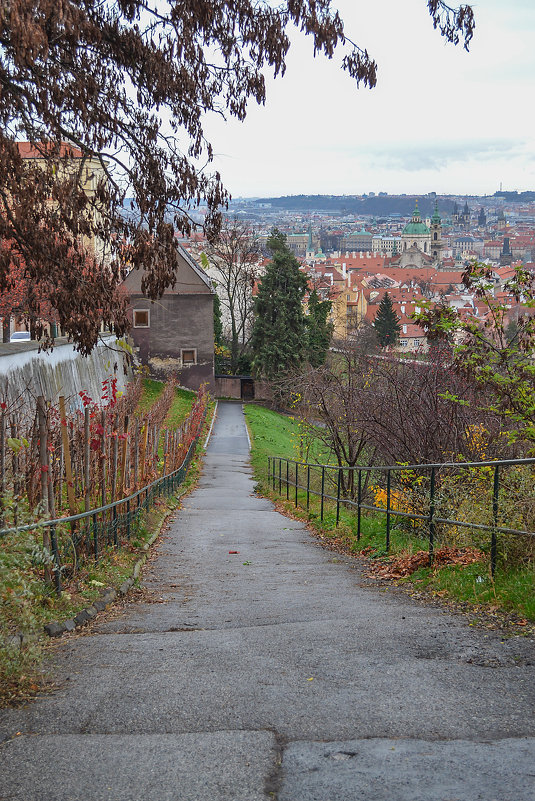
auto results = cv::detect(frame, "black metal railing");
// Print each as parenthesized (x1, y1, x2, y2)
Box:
(0, 425, 203, 595)
(267, 456, 535, 574)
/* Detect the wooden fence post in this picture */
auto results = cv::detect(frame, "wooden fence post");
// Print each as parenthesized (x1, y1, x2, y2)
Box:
(120, 415, 129, 495)
(59, 396, 77, 520)
(37, 396, 52, 585)
(100, 410, 107, 508)
(0, 409, 5, 530)
(84, 407, 91, 515)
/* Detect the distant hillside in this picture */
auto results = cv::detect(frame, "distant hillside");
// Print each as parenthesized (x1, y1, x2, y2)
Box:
(493, 191, 535, 202)
(250, 195, 459, 216)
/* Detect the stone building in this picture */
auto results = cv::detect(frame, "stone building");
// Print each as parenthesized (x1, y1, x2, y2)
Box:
(122, 244, 215, 392)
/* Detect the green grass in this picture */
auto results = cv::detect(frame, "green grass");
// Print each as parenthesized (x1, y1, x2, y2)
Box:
(164, 387, 195, 427)
(408, 562, 535, 622)
(244, 402, 535, 623)
(244, 404, 334, 483)
(137, 378, 165, 413)
(137, 380, 194, 427)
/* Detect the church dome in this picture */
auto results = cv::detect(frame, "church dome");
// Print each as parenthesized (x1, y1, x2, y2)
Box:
(403, 220, 429, 235)
(402, 201, 429, 236)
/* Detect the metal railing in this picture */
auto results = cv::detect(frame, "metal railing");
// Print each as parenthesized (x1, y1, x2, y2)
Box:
(267, 455, 535, 574)
(1, 421, 204, 595)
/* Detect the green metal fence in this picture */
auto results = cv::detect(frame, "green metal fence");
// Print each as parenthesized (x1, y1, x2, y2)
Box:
(1, 424, 203, 595)
(268, 455, 535, 574)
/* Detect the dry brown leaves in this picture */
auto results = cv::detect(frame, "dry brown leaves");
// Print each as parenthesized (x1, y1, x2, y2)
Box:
(366, 546, 485, 580)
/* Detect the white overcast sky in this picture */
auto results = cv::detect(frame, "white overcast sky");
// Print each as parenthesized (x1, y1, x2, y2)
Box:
(201, 0, 535, 198)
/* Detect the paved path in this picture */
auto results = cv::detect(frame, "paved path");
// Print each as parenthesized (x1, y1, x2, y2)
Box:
(1, 402, 534, 800)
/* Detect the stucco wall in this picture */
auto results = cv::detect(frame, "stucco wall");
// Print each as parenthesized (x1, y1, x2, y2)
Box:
(130, 294, 215, 392)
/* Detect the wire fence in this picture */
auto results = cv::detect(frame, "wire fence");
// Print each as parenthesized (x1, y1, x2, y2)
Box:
(268, 455, 535, 574)
(0, 403, 208, 595)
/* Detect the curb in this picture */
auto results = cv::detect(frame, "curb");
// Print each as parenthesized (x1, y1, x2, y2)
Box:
(43, 508, 168, 638)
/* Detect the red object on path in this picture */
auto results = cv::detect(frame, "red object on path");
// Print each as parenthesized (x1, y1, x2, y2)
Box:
(228, 550, 240, 554)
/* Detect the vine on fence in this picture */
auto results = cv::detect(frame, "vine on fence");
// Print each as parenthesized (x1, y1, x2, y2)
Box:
(0, 378, 208, 553)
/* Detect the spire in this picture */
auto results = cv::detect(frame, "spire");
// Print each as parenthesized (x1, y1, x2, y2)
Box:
(431, 200, 441, 225)
(412, 200, 421, 221)
(307, 222, 313, 252)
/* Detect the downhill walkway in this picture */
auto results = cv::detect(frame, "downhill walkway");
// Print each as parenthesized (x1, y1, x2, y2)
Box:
(1, 401, 534, 800)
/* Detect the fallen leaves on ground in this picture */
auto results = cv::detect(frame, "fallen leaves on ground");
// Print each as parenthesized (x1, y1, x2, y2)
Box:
(366, 546, 485, 580)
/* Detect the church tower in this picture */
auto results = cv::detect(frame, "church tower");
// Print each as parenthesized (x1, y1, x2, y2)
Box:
(462, 200, 470, 230)
(430, 201, 443, 264)
(305, 222, 315, 260)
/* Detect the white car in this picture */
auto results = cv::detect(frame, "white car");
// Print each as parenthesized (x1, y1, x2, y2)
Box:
(9, 331, 31, 342)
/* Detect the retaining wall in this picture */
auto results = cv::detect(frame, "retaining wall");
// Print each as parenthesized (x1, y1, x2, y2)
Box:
(0, 336, 131, 412)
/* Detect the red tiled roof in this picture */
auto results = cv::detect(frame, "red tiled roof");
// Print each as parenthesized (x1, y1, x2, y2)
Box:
(17, 141, 83, 158)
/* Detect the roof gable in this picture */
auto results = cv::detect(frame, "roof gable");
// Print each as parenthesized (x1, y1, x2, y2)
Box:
(122, 243, 213, 295)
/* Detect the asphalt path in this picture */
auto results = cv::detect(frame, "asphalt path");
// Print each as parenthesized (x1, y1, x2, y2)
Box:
(1, 401, 534, 800)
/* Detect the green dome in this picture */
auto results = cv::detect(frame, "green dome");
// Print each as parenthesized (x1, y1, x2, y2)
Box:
(403, 200, 429, 235)
(403, 220, 430, 235)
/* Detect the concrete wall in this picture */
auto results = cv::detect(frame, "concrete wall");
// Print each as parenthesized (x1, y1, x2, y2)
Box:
(0, 336, 131, 413)
(215, 376, 271, 401)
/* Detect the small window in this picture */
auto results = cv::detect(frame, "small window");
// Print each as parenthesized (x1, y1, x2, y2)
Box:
(133, 309, 150, 328)
(400, 339, 408, 347)
(181, 348, 196, 366)
(413, 339, 420, 347)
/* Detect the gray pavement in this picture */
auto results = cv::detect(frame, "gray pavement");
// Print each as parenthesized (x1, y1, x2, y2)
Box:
(1, 401, 534, 800)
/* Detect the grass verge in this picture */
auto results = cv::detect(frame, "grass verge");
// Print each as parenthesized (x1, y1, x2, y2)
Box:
(244, 402, 535, 625)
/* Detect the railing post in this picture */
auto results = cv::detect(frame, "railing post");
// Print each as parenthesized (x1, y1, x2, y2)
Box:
(306, 464, 310, 512)
(286, 460, 289, 501)
(357, 469, 362, 540)
(278, 459, 281, 495)
(491, 464, 500, 576)
(429, 466, 436, 563)
(386, 469, 391, 552)
(126, 499, 131, 540)
(268, 457, 271, 489)
(295, 462, 298, 507)
(113, 504, 118, 547)
(93, 513, 98, 561)
(336, 467, 341, 526)
(320, 466, 325, 522)
(49, 524, 62, 596)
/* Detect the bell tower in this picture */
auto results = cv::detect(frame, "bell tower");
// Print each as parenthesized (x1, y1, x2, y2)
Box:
(430, 201, 443, 264)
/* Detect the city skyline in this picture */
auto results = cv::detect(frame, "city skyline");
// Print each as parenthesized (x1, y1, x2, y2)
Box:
(202, 0, 535, 198)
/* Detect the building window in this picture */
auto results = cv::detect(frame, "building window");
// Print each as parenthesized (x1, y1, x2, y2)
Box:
(399, 339, 408, 347)
(181, 348, 197, 366)
(413, 339, 420, 347)
(133, 309, 150, 327)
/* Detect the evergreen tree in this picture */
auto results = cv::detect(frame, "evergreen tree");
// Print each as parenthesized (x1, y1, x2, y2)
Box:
(306, 289, 333, 367)
(212, 290, 229, 373)
(213, 291, 223, 347)
(251, 230, 308, 379)
(373, 292, 401, 347)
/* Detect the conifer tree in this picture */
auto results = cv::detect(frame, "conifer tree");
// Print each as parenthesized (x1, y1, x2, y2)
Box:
(373, 292, 401, 347)
(306, 289, 333, 367)
(251, 230, 308, 379)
